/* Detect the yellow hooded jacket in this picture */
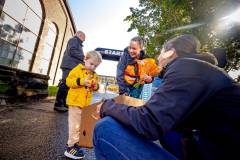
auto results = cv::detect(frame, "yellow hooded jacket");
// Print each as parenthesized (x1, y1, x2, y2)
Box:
(66, 64, 99, 108)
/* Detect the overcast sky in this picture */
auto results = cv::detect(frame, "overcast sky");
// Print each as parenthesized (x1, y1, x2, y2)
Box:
(68, 0, 139, 76)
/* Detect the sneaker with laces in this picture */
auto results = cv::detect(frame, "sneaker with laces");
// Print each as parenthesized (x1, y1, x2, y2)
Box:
(64, 144, 85, 159)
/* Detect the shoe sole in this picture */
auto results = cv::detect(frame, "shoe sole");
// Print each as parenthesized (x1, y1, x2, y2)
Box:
(53, 107, 68, 112)
(64, 151, 84, 159)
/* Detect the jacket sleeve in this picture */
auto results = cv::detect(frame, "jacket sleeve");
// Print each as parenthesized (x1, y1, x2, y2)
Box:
(67, 38, 84, 62)
(101, 65, 210, 140)
(66, 66, 85, 88)
(116, 50, 130, 94)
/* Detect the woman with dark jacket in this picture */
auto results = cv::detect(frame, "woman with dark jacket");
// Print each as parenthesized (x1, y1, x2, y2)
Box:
(116, 36, 148, 98)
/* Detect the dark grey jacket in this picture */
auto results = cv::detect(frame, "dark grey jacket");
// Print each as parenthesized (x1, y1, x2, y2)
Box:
(116, 47, 147, 94)
(101, 55, 240, 159)
(60, 36, 84, 80)
(60, 36, 84, 70)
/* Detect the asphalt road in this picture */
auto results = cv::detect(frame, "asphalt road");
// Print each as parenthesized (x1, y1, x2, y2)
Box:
(0, 93, 117, 160)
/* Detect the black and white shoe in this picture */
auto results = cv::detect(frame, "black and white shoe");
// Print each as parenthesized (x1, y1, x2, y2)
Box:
(64, 143, 85, 159)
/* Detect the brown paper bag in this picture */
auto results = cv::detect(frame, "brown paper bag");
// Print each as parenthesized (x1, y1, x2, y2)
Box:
(79, 95, 144, 148)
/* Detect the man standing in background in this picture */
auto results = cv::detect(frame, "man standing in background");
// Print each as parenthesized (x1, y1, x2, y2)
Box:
(54, 31, 86, 112)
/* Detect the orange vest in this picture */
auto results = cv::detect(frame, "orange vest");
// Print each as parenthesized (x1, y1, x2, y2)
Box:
(124, 58, 160, 85)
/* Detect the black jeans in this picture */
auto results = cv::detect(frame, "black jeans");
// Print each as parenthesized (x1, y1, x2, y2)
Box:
(54, 81, 69, 108)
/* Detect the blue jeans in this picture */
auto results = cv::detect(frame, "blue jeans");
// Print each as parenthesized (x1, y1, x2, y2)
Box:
(93, 116, 177, 160)
(128, 86, 143, 99)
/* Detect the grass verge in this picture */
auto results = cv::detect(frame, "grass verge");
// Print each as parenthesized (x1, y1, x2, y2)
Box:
(48, 86, 58, 97)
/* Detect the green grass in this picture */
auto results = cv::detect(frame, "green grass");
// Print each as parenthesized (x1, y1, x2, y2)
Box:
(0, 85, 59, 96)
(48, 86, 59, 96)
(0, 83, 10, 94)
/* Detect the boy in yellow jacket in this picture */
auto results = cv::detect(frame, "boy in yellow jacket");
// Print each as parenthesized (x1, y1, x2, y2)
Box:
(64, 50, 102, 159)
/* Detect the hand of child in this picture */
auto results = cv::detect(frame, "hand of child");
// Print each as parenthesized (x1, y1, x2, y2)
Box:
(92, 79, 97, 88)
(89, 79, 96, 89)
(144, 75, 152, 83)
(84, 78, 92, 88)
(84, 78, 97, 89)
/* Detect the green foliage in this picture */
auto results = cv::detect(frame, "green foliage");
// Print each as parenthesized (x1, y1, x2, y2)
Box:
(125, 0, 240, 80)
(48, 86, 58, 97)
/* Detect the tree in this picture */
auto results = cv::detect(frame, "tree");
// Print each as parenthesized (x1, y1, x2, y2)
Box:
(125, 0, 240, 81)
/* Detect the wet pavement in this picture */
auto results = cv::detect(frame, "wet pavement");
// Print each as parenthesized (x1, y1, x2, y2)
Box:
(0, 93, 118, 160)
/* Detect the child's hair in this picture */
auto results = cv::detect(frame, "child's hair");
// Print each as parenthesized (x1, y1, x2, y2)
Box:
(85, 50, 102, 63)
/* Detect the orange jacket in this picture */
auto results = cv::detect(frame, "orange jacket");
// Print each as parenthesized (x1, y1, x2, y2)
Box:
(124, 58, 160, 85)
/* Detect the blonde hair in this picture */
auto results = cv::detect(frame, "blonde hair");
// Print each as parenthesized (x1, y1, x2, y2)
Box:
(85, 51, 102, 63)
(131, 36, 144, 49)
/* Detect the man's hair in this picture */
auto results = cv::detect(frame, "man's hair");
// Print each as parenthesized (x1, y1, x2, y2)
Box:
(75, 30, 85, 37)
(131, 36, 144, 49)
(163, 34, 201, 57)
(85, 51, 102, 63)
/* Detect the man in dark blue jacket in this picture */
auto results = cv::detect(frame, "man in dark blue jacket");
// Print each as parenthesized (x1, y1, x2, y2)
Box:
(54, 31, 85, 112)
(93, 34, 240, 160)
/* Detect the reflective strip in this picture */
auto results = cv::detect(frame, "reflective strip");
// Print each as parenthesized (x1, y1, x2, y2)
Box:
(124, 75, 137, 84)
(70, 149, 77, 155)
(125, 76, 136, 81)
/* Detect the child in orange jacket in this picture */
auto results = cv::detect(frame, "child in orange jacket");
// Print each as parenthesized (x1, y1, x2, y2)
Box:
(124, 58, 160, 98)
